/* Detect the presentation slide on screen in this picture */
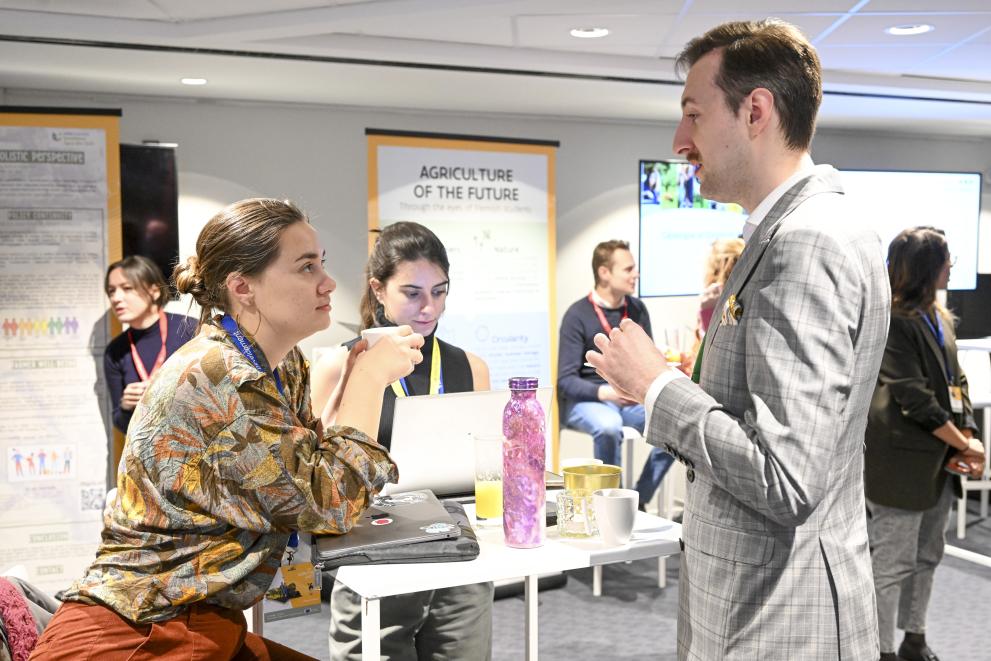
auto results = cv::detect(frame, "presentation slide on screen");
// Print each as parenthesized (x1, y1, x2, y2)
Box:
(840, 170, 980, 291)
(638, 161, 745, 297)
(639, 162, 982, 297)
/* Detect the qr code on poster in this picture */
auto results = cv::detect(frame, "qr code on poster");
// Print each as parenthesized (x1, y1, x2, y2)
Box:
(80, 485, 106, 511)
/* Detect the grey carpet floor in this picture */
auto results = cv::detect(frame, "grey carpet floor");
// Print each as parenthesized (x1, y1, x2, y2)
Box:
(268, 502, 991, 660)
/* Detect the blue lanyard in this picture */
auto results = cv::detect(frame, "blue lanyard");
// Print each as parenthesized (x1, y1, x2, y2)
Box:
(920, 310, 954, 383)
(397, 373, 445, 396)
(220, 314, 284, 398)
(222, 314, 298, 553)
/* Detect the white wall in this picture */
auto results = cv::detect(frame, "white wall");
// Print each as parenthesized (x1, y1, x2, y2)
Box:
(7, 89, 990, 360)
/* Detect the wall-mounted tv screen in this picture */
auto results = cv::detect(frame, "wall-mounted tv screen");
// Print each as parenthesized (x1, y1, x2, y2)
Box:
(638, 160, 746, 297)
(638, 161, 981, 297)
(838, 170, 981, 291)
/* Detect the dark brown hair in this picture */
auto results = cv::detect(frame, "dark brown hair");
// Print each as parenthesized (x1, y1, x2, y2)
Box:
(359, 222, 450, 330)
(676, 19, 822, 151)
(592, 240, 631, 287)
(173, 198, 308, 328)
(105, 255, 169, 309)
(887, 226, 951, 319)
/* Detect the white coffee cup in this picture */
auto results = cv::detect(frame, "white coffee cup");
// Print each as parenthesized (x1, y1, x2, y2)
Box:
(592, 488, 639, 546)
(360, 326, 404, 347)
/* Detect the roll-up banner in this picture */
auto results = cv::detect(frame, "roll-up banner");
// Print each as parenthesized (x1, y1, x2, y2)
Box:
(0, 107, 121, 594)
(367, 129, 560, 466)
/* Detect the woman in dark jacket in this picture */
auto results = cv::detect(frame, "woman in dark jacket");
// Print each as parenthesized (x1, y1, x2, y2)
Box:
(865, 226, 985, 661)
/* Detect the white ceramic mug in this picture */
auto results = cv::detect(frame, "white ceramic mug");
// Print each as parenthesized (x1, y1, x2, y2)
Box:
(360, 326, 404, 347)
(592, 488, 639, 546)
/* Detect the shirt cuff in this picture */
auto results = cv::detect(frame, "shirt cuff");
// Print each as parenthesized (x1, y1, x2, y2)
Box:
(642, 369, 689, 440)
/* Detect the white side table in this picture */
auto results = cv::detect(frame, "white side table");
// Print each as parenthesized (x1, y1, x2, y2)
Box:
(955, 338, 991, 539)
(333, 504, 681, 661)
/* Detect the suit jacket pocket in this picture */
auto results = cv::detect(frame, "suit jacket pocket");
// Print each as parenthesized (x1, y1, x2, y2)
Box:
(687, 516, 775, 567)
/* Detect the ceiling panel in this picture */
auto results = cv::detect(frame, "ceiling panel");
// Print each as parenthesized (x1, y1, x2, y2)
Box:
(0, 1, 988, 136)
(516, 14, 680, 56)
(662, 13, 840, 50)
(861, 0, 991, 12)
(691, 0, 851, 12)
(818, 44, 948, 75)
(969, 25, 991, 43)
(911, 43, 991, 82)
(818, 13, 990, 45)
(512, 0, 681, 13)
(0, 0, 167, 19)
(292, 15, 518, 48)
(146, 0, 343, 22)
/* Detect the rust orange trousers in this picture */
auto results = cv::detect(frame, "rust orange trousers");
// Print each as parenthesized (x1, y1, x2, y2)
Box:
(28, 601, 316, 661)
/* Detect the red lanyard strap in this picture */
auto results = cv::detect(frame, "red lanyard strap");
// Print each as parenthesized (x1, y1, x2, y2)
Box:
(588, 292, 628, 335)
(128, 311, 168, 381)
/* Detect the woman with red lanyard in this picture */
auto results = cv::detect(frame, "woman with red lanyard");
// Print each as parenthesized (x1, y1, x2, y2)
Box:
(103, 255, 196, 432)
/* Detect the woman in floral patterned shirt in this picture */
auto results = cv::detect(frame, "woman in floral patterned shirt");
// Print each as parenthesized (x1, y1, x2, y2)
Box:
(31, 198, 422, 660)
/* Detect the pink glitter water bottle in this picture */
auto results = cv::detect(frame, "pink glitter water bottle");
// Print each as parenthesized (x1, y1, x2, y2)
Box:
(502, 377, 545, 548)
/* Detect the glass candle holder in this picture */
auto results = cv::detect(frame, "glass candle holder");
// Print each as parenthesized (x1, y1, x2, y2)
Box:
(556, 490, 598, 538)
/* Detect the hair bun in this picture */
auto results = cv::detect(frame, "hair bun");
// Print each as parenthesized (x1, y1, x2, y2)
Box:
(172, 255, 206, 299)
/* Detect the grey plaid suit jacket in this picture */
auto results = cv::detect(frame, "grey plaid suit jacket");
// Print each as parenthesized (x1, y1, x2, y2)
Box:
(649, 166, 890, 660)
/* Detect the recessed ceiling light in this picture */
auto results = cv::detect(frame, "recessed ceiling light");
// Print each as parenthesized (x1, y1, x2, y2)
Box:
(570, 27, 609, 39)
(180, 77, 208, 86)
(884, 24, 934, 36)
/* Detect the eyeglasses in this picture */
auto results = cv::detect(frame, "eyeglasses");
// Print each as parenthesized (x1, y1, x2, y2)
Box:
(948, 255, 958, 267)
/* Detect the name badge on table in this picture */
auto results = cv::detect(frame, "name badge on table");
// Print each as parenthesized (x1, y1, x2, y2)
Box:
(949, 386, 964, 414)
(263, 552, 323, 622)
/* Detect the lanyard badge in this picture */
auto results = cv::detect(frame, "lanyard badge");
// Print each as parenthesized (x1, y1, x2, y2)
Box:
(128, 311, 169, 381)
(263, 530, 321, 622)
(221, 314, 320, 621)
(949, 386, 964, 414)
(390, 334, 443, 398)
(920, 310, 962, 415)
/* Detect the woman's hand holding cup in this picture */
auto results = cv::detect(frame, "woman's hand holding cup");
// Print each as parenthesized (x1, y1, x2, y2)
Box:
(335, 326, 423, 439)
(358, 325, 424, 385)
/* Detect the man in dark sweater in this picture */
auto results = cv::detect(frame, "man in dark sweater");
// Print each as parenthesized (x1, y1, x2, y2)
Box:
(558, 240, 674, 508)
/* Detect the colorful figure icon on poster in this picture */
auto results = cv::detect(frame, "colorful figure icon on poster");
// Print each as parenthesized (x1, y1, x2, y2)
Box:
(6, 445, 77, 482)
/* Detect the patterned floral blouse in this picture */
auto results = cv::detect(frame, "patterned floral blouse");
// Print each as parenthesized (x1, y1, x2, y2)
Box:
(59, 321, 398, 623)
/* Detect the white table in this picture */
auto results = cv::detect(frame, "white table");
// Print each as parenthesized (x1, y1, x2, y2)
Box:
(332, 504, 682, 660)
(956, 338, 991, 538)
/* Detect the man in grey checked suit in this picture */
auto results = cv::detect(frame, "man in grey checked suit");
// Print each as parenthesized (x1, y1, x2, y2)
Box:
(587, 20, 890, 660)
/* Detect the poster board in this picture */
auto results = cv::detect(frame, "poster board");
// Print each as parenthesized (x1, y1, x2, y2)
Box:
(367, 129, 560, 467)
(0, 107, 120, 593)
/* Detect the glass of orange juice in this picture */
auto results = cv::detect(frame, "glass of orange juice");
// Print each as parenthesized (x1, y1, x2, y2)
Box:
(471, 432, 504, 526)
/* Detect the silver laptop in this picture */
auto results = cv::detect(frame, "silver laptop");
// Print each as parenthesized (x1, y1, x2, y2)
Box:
(384, 388, 553, 497)
(313, 490, 459, 565)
